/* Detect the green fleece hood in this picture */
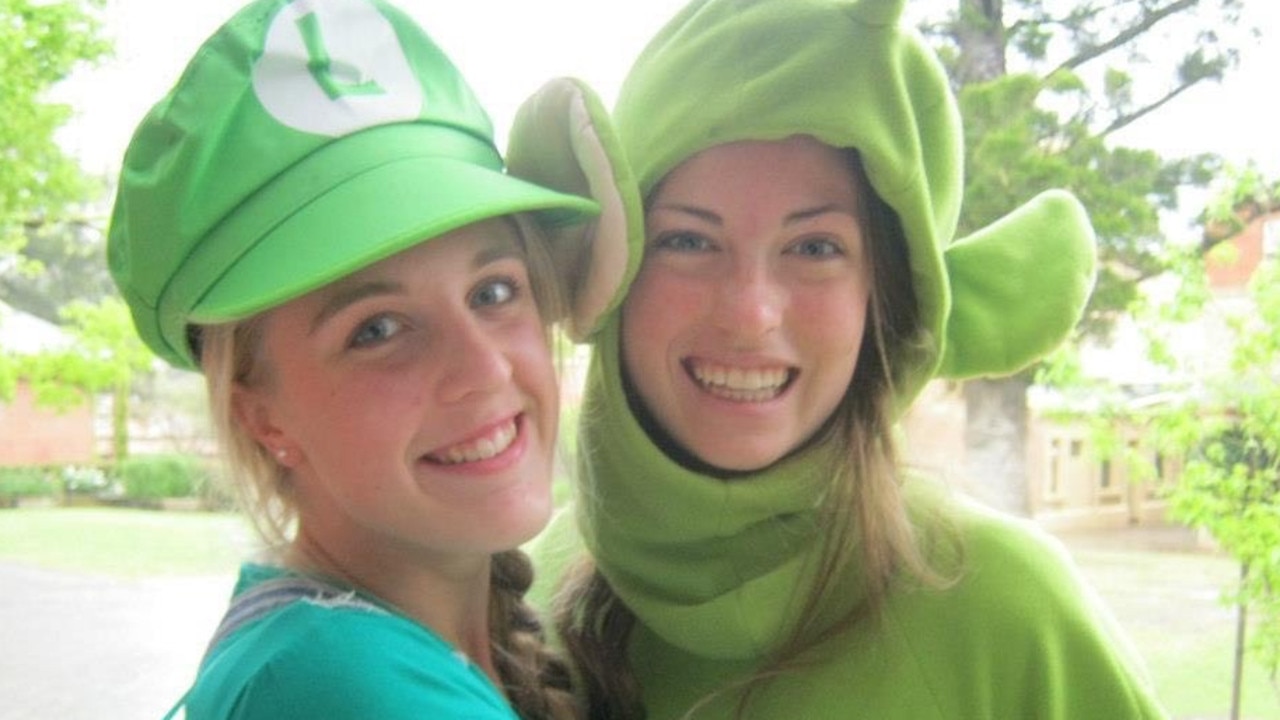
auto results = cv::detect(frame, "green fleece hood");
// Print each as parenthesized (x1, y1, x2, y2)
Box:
(509, 0, 1097, 407)
(505, 0, 1100, 664)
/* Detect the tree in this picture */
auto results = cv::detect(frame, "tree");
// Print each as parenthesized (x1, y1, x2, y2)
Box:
(0, 207, 114, 324)
(1151, 256, 1280, 717)
(8, 297, 157, 463)
(1074, 169, 1280, 715)
(919, 0, 1253, 514)
(0, 0, 110, 263)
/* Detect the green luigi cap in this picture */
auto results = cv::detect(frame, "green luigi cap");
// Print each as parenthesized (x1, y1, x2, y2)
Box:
(508, 0, 1097, 408)
(108, 0, 598, 370)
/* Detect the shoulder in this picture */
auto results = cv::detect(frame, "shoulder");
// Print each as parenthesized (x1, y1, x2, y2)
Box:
(952, 497, 1085, 598)
(916, 493, 1118, 637)
(189, 601, 516, 719)
(895, 490, 1169, 717)
(904, 480, 1089, 603)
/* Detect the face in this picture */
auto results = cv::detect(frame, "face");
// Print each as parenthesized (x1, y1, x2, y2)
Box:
(235, 218, 558, 563)
(622, 135, 871, 472)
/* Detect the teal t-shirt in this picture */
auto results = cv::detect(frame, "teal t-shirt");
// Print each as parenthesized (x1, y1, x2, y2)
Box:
(179, 564, 517, 720)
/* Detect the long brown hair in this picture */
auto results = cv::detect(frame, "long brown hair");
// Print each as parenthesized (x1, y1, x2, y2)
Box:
(555, 151, 949, 719)
(198, 216, 581, 720)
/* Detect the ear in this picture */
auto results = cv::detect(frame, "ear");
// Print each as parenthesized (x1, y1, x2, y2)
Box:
(231, 381, 293, 461)
(937, 190, 1097, 379)
(506, 77, 645, 342)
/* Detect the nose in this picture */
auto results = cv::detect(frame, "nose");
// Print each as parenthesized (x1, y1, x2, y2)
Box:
(436, 316, 513, 404)
(713, 257, 783, 338)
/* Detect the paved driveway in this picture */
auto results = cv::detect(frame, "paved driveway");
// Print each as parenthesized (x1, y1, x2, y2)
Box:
(0, 563, 232, 719)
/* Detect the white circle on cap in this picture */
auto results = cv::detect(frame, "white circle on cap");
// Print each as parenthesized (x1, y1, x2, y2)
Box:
(252, 0, 422, 137)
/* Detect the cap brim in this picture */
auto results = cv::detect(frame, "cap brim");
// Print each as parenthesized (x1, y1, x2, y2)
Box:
(188, 153, 598, 323)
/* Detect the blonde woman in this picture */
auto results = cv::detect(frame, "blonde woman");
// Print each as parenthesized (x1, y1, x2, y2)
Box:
(107, 1, 597, 717)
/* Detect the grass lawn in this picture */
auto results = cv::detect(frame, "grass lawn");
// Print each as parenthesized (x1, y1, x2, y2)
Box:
(1065, 541, 1280, 720)
(0, 506, 249, 577)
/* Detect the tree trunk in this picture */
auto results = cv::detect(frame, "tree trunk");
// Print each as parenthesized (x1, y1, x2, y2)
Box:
(954, 0, 1007, 85)
(952, 0, 1033, 517)
(1230, 562, 1249, 720)
(112, 380, 129, 462)
(962, 376, 1031, 515)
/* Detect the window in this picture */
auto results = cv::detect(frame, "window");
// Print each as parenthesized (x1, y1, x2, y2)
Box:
(1046, 438, 1064, 501)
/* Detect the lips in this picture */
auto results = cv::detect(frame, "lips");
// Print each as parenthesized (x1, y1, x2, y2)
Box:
(426, 417, 519, 465)
(685, 359, 794, 402)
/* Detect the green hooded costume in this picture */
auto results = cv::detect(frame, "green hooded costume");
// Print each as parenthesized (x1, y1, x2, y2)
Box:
(507, 0, 1169, 717)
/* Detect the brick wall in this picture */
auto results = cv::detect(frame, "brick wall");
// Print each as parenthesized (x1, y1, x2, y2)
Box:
(0, 382, 96, 466)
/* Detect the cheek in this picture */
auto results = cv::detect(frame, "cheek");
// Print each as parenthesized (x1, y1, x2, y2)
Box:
(507, 324, 559, 402)
(793, 286, 870, 366)
(622, 270, 702, 349)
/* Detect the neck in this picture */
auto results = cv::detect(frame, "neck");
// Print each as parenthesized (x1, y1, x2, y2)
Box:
(286, 527, 499, 678)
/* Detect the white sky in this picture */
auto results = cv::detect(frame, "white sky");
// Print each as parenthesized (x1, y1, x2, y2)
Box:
(54, 0, 1278, 220)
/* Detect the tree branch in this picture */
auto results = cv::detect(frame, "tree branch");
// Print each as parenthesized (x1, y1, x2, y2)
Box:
(1096, 75, 1207, 138)
(1051, 0, 1200, 74)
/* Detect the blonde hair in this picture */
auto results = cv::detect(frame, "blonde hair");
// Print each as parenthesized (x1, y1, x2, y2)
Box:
(556, 152, 955, 719)
(198, 215, 580, 720)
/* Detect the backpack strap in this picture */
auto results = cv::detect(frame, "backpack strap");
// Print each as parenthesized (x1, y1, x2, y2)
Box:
(162, 573, 387, 719)
(202, 574, 386, 654)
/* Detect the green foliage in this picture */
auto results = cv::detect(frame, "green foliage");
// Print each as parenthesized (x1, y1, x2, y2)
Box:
(1203, 163, 1280, 240)
(0, 216, 114, 324)
(115, 454, 210, 501)
(0, 0, 110, 257)
(956, 71, 1215, 343)
(59, 296, 155, 380)
(60, 463, 109, 495)
(1145, 255, 1280, 680)
(1062, 166, 1280, 690)
(13, 296, 159, 458)
(0, 465, 58, 499)
(1170, 419, 1280, 675)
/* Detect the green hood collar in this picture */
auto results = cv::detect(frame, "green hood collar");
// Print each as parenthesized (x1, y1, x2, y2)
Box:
(577, 314, 866, 660)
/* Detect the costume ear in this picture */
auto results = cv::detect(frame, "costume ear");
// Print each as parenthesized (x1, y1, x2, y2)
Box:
(937, 190, 1097, 379)
(506, 78, 644, 342)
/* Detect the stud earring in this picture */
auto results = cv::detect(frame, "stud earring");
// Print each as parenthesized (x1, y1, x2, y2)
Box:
(274, 448, 288, 461)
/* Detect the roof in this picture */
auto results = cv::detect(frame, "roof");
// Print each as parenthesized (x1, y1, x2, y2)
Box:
(0, 301, 71, 354)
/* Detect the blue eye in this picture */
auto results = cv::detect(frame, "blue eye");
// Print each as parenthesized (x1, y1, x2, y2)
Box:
(349, 315, 402, 348)
(471, 277, 518, 308)
(653, 231, 713, 253)
(788, 237, 844, 258)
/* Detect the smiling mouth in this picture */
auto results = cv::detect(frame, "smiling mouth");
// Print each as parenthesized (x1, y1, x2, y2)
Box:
(427, 418, 519, 465)
(685, 360, 795, 402)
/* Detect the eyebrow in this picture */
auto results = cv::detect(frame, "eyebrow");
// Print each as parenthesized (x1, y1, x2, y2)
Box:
(650, 202, 850, 226)
(309, 280, 403, 336)
(306, 238, 525, 336)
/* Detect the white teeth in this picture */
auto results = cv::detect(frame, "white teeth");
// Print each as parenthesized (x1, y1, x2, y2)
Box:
(432, 421, 517, 465)
(690, 363, 790, 402)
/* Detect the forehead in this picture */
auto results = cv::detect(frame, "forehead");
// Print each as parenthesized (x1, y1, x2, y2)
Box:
(654, 136, 859, 204)
(650, 136, 863, 222)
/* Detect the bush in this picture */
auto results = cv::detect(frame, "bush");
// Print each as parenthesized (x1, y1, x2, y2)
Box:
(0, 466, 58, 501)
(115, 454, 210, 501)
(61, 465, 110, 496)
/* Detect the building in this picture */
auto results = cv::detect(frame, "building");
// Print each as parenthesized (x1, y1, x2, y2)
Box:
(902, 210, 1278, 531)
(0, 302, 97, 466)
